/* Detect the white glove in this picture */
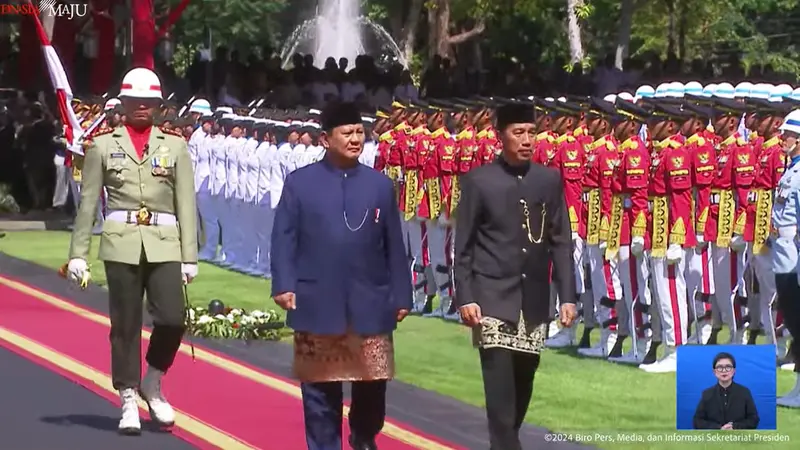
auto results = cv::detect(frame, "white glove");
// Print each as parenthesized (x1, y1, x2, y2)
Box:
(182, 263, 198, 284)
(67, 258, 89, 287)
(666, 244, 683, 265)
(730, 234, 746, 252)
(695, 234, 707, 250)
(630, 236, 645, 256)
(571, 232, 580, 242)
(598, 241, 608, 251)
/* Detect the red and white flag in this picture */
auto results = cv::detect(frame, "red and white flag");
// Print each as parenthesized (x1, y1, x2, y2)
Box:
(29, 6, 85, 154)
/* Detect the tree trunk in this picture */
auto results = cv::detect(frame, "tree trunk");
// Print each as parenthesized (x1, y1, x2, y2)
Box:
(566, 0, 585, 64)
(614, 0, 634, 70)
(426, 0, 485, 61)
(665, 0, 676, 57)
(677, 0, 688, 61)
(401, 0, 424, 65)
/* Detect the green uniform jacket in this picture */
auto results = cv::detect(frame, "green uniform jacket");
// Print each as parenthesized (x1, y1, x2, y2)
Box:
(69, 125, 198, 265)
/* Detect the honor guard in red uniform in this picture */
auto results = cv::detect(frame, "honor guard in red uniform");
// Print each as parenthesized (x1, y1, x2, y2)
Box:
(680, 102, 718, 344)
(421, 104, 458, 318)
(473, 103, 499, 168)
(543, 100, 593, 348)
(702, 98, 752, 345)
(638, 103, 697, 373)
(576, 97, 625, 358)
(403, 104, 437, 314)
(597, 99, 651, 361)
(745, 99, 790, 346)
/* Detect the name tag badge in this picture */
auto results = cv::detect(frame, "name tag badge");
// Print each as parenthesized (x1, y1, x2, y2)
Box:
(110, 152, 125, 159)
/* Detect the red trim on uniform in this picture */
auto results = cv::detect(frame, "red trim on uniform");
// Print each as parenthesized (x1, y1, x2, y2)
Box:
(629, 256, 644, 336)
(776, 310, 784, 327)
(668, 264, 683, 345)
(445, 227, 454, 297)
(120, 83, 161, 91)
(602, 261, 617, 331)
(420, 222, 430, 267)
(701, 247, 711, 295)
(731, 256, 742, 324)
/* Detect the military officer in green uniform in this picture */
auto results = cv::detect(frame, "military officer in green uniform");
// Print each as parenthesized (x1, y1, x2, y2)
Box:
(66, 67, 198, 435)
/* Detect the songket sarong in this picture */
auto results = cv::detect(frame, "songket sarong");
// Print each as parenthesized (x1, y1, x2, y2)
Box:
(472, 311, 547, 354)
(293, 331, 395, 383)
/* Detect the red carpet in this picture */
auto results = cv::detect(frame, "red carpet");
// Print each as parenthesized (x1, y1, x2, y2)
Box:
(0, 279, 458, 450)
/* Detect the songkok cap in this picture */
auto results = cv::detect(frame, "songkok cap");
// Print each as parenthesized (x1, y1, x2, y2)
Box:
(496, 102, 534, 130)
(119, 68, 163, 100)
(320, 101, 363, 131)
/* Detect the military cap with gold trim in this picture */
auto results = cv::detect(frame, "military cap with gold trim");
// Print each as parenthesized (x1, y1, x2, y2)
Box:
(614, 98, 650, 123)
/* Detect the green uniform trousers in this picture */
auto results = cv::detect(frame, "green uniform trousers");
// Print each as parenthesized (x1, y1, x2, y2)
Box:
(104, 259, 186, 390)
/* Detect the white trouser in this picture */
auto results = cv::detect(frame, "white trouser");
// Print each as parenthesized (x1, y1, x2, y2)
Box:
(587, 245, 623, 331)
(426, 219, 452, 299)
(240, 198, 258, 269)
(618, 246, 652, 340)
(651, 253, 688, 346)
(407, 218, 435, 292)
(220, 195, 235, 262)
(52, 155, 70, 207)
(230, 197, 247, 267)
(749, 248, 777, 338)
(197, 180, 217, 259)
(686, 244, 714, 324)
(570, 238, 594, 327)
(710, 243, 748, 333)
(574, 237, 586, 295)
(255, 202, 275, 276)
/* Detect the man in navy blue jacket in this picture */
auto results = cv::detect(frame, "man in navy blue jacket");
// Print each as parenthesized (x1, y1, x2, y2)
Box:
(271, 101, 412, 450)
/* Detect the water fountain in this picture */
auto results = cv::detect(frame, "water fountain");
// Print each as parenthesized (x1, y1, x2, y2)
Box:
(279, 0, 407, 70)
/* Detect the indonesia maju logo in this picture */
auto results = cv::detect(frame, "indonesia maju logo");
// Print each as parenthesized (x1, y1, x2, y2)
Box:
(40, 0, 88, 19)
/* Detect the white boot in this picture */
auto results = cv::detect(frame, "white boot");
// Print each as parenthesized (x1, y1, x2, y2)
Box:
(731, 328, 747, 345)
(641, 346, 678, 373)
(578, 328, 614, 358)
(139, 366, 176, 427)
(118, 388, 141, 435)
(608, 336, 650, 364)
(410, 291, 428, 314)
(545, 326, 577, 348)
(778, 374, 800, 408)
(548, 321, 561, 338)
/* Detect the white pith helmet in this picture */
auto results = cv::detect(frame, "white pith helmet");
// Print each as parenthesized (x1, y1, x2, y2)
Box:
(103, 98, 121, 110)
(713, 82, 735, 99)
(769, 84, 793, 103)
(617, 92, 634, 102)
(701, 84, 717, 98)
(189, 99, 212, 114)
(603, 94, 617, 103)
(734, 82, 753, 98)
(666, 82, 685, 98)
(684, 81, 703, 96)
(654, 83, 670, 98)
(750, 83, 772, 100)
(119, 67, 163, 100)
(780, 110, 800, 135)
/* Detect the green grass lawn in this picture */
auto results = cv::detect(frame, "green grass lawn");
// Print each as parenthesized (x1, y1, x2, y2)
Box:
(1, 230, 798, 449)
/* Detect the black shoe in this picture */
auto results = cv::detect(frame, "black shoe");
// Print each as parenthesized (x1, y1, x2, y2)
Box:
(349, 434, 378, 450)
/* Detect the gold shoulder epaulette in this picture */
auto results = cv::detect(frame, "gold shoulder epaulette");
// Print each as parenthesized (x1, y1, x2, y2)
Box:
(379, 130, 394, 142)
(91, 127, 114, 138)
(160, 126, 184, 138)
